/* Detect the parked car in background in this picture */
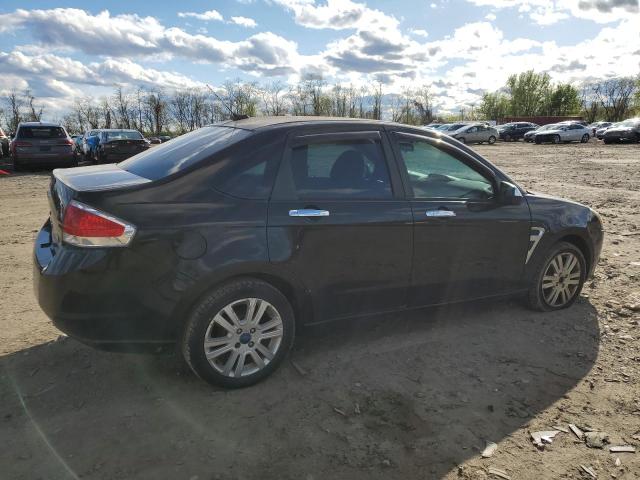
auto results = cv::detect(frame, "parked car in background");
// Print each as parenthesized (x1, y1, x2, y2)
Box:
(534, 123, 591, 144)
(10, 122, 77, 171)
(70, 135, 83, 154)
(524, 123, 561, 142)
(602, 118, 640, 144)
(34, 117, 603, 388)
(0, 127, 9, 157)
(595, 123, 616, 140)
(159, 135, 172, 143)
(94, 129, 150, 163)
(423, 123, 443, 130)
(82, 129, 102, 161)
(148, 137, 162, 144)
(588, 121, 612, 137)
(498, 122, 539, 141)
(449, 123, 498, 144)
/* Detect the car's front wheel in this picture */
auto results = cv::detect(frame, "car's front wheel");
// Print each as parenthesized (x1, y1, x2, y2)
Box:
(581, 134, 590, 143)
(552, 135, 561, 144)
(182, 278, 295, 388)
(488, 135, 496, 145)
(527, 242, 586, 311)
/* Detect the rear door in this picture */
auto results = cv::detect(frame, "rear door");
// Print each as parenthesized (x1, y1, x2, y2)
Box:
(389, 131, 531, 306)
(268, 128, 412, 322)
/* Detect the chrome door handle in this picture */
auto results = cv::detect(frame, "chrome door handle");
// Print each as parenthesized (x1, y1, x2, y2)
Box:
(425, 209, 456, 217)
(289, 209, 330, 217)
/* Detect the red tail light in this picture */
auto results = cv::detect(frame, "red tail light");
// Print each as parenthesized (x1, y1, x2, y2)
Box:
(62, 201, 135, 247)
(13, 141, 32, 148)
(59, 138, 74, 146)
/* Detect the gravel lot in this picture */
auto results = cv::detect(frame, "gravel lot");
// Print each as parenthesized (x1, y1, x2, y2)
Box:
(1, 141, 639, 480)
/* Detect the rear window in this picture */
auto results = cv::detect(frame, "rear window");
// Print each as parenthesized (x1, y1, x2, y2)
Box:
(105, 131, 143, 141)
(18, 126, 66, 139)
(119, 126, 251, 181)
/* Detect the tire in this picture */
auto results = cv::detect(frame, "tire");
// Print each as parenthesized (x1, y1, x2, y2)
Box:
(12, 158, 23, 172)
(552, 135, 561, 144)
(581, 134, 590, 143)
(603, 138, 611, 144)
(488, 136, 496, 145)
(527, 241, 586, 312)
(182, 278, 295, 388)
(458, 137, 466, 144)
(504, 134, 511, 142)
(535, 137, 541, 144)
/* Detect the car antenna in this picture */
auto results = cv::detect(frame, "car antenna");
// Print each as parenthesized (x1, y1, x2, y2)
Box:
(205, 84, 249, 121)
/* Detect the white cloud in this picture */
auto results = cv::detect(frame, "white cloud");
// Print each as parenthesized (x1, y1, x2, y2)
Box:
(230, 16, 257, 28)
(177, 10, 223, 22)
(410, 29, 429, 38)
(485, 12, 496, 20)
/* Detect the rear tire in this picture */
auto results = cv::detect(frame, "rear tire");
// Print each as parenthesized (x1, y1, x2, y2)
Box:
(581, 134, 590, 143)
(552, 135, 561, 144)
(488, 136, 496, 145)
(527, 242, 586, 312)
(504, 134, 511, 142)
(182, 278, 295, 388)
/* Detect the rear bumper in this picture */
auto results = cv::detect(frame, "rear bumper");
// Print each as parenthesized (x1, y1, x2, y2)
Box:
(16, 153, 75, 164)
(33, 220, 178, 347)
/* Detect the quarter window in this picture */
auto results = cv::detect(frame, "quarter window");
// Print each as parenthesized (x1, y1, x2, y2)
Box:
(396, 138, 494, 200)
(287, 139, 392, 199)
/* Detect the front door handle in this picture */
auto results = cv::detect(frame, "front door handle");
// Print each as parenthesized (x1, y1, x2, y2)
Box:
(289, 209, 330, 217)
(425, 209, 456, 218)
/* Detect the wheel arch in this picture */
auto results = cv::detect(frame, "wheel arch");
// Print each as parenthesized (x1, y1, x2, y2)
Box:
(556, 234, 592, 275)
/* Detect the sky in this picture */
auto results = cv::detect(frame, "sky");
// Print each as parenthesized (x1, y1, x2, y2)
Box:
(0, 0, 638, 117)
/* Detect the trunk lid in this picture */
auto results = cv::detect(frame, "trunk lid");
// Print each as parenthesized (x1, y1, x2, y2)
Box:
(104, 139, 148, 154)
(48, 164, 151, 245)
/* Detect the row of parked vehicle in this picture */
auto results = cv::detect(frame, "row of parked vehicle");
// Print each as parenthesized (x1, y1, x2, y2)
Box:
(0, 122, 168, 171)
(425, 118, 640, 145)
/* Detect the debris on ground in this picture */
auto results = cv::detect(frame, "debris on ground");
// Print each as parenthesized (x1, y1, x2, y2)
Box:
(530, 430, 561, 449)
(579, 464, 597, 478)
(353, 402, 361, 415)
(332, 407, 346, 417)
(584, 431, 609, 449)
(290, 360, 308, 376)
(569, 423, 584, 440)
(609, 445, 635, 453)
(552, 425, 570, 433)
(481, 442, 498, 458)
(487, 467, 511, 479)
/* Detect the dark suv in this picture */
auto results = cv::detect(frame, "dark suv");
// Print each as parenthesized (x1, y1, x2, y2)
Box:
(94, 129, 150, 163)
(498, 122, 538, 141)
(34, 117, 603, 388)
(11, 122, 77, 170)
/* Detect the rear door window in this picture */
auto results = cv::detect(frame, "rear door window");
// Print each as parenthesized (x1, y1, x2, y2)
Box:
(119, 126, 251, 181)
(283, 137, 392, 199)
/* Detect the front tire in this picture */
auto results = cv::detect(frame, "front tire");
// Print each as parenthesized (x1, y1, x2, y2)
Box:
(503, 134, 511, 142)
(527, 242, 586, 312)
(552, 135, 561, 144)
(488, 135, 496, 145)
(581, 134, 590, 143)
(458, 137, 466, 144)
(182, 278, 295, 388)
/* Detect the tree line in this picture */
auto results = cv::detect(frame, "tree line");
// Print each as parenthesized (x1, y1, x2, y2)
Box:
(477, 70, 639, 123)
(1, 72, 638, 135)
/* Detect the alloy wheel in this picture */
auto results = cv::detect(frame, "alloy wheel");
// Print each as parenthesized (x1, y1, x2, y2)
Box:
(581, 134, 589, 143)
(488, 136, 496, 144)
(541, 252, 581, 308)
(203, 298, 283, 378)
(553, 135, 561, 144)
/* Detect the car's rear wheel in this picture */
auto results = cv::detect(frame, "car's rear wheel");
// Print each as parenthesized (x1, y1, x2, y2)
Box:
(581, 134, 590, 143)
(504, 134, 511, 142)
(552, 135, 561, 144)
(488, 135, 496, 145)
(535, 137, 541, 144)
(182, 278, 295, 388)
(527, 242, 585, 311)
(458, 137, 466, 144)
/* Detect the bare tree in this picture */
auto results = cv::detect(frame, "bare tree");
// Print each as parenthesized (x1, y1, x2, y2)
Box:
(592, 77, 637, 121)
(261, 81, 288, 116)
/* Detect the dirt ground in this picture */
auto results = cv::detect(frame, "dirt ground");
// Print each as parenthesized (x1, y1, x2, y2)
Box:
(0, 141, 639, 480)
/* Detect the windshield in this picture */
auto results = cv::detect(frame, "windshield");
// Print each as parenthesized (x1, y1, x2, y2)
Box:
(119, 126, 251, 181)
(539, 124, 557, 131)
(105, 131, 143, 141)
(617, 120, 638, 127)
(18, 126, 66, 139)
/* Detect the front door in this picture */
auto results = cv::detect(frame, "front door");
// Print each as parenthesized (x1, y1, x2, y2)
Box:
(390, 131, 531, 306)
(268, 129, 413, 322)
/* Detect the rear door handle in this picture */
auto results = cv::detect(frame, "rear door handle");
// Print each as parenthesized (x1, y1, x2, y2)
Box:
(289, 209, 330, 217)
(425, 209, 456, 218)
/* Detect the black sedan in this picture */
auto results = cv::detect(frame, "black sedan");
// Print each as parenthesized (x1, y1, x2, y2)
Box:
(34, 117, 603, 388)
(94, 129, 150, 163)
(498, 122, 538, 141)
(602, 118, 640, 144)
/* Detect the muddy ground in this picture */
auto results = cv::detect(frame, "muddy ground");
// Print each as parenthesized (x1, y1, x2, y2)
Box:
(0, 141, 638, 480)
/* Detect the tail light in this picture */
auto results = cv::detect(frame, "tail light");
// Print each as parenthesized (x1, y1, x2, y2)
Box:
(12, 141, 32, 153)
(62, 201, 136, 247)
(59, 138, 74, 146)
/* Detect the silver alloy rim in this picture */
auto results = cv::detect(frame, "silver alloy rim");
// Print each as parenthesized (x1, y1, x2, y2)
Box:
(541, 252, 581, 307)
(203, 298, 283, 378)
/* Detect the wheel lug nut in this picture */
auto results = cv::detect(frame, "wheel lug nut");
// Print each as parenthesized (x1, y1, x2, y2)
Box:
(250, 328, 256, 333)
(249, 341, 254, 347)
(235, 343, 241, 348)
(236, 328, 242, 334)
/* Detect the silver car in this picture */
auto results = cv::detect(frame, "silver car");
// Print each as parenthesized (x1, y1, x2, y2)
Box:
(533, 123, 591, 144)
(449, 123, 498, 144)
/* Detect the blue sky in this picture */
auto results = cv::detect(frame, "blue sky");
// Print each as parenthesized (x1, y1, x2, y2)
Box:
(0, 0, 638, 115)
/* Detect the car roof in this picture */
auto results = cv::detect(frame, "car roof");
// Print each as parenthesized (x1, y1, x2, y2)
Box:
(214, 116, 389, 131)
(101, 129, 141, 132)
(18, 121, 63, 128)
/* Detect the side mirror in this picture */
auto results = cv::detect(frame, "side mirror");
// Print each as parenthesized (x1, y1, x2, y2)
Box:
(499, 181, 524, 205)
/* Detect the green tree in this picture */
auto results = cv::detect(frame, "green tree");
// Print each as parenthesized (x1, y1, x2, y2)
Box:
(477, 92, 510, 121)
(506, 70, 551, 116)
